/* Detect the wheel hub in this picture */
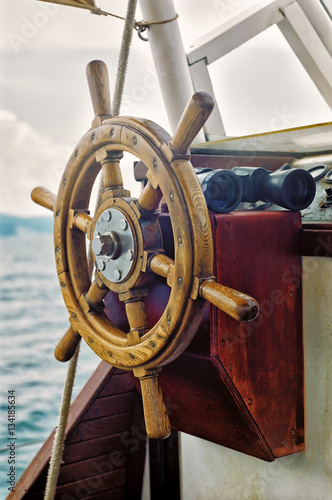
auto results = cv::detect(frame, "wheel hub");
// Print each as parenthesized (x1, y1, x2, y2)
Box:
(92, 208, 136, 283)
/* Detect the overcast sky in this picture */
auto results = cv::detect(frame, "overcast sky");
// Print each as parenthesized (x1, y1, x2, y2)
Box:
(1, 0, 331, 216)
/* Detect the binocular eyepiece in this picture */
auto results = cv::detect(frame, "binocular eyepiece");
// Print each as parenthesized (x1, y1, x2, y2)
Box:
(197, 166, 316, 213)
(197, 169, 243, 213)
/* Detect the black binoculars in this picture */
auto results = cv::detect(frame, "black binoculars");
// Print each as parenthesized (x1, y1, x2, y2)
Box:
(197, 166, 316, 213)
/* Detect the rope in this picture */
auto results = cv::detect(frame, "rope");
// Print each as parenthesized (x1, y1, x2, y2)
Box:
(112, 0, 137, 116)
(90, 6, 179, 32)
(135, 13, 179, 29)
(44, 343, 80, 499)
(91, 8, 125, 20)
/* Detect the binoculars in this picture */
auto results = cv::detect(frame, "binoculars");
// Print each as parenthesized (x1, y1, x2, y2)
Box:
(197, 166, 316, 213)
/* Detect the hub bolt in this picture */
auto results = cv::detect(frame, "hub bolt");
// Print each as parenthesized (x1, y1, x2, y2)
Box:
(114, 269, 122, 281)
(97, 260, 106, 271)
(126, 250, 134, 261)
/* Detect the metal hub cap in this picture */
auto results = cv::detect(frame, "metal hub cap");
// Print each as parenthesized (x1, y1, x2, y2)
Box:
(92, 208, 136, 282)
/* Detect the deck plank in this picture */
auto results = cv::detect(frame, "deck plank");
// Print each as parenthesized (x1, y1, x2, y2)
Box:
(62, 432, 130, 464)
(82, 393, 134, 421)
(82, 486, 125, 500)
(67, 412, 133, 443)
(99, 372, 136, 397)
(28, 469, 126, 499)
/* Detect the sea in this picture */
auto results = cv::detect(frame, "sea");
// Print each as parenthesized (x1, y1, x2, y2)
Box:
(0, 223, 100, 498)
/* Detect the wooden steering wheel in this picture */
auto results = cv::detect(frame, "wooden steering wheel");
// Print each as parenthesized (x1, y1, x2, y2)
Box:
(32, 61, 258, 439)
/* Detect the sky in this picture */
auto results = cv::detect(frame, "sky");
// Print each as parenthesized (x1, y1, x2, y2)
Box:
(1, 0, 331, 216)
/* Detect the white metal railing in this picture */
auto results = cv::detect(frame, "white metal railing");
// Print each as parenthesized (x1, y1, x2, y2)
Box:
(186, 0, 332, 141)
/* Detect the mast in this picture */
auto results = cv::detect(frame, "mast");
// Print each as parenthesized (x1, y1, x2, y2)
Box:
(139, 0, 205, 142)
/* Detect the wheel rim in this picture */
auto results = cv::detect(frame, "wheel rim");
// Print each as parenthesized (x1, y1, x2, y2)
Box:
(54, 117, 213, 370)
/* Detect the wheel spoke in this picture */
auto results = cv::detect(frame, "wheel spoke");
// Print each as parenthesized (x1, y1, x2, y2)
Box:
(149, 253, 258, 322)
(137, 181, 163, 216)
(199, 280, 259, 322)
(169, 91, 214, 155)
(123, 293, 149, 345)
(149, 253, 173, 279)
(31, 186, 56, 212)
(85, 278, 109, 312)
(95, 148, 130, 197)
(123, 289, 171, 439)
(72, 211, 93, 237)
(148, 252, 178, 289)
(86, 60, 111, 123)
(54, 326, 81, 362)
(101, 152, 124, 190)
(136, 368, 171, 439)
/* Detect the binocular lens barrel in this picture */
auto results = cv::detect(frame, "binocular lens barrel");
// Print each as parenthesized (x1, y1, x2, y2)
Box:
(197, 169, 243, 213)
(232, 166, 316, 211)
(265, 169, 316, 211)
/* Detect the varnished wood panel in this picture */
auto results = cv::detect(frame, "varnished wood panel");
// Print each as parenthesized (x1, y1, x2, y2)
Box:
(212, 211, 304, 457)
(99, 372, 137, 397)
(62, 432, 130, 465)
(54, 469, 126, 499)
(160, 353, 274, 461)
(58, 452, 128, 485)
(82, 393, 134, 421)
(84, 486, 125, 500)
(29, 469, 126, 500)
(298, 224, 332, 256)
(67, 412, 133, 443)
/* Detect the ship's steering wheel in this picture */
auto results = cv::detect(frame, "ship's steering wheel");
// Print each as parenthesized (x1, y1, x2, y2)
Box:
(32, 61, 258, 439)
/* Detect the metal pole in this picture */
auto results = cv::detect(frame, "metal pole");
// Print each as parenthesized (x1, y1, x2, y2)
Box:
(298, 0, 332, 57)
(138, 0, 205, 142)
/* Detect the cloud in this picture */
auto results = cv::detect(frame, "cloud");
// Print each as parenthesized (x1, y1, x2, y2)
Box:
(0, 110, 72, 216)
(0, 110, 143, 217)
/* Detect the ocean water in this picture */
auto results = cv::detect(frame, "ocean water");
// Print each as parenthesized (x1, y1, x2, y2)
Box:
(0, 229, 100, 498)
